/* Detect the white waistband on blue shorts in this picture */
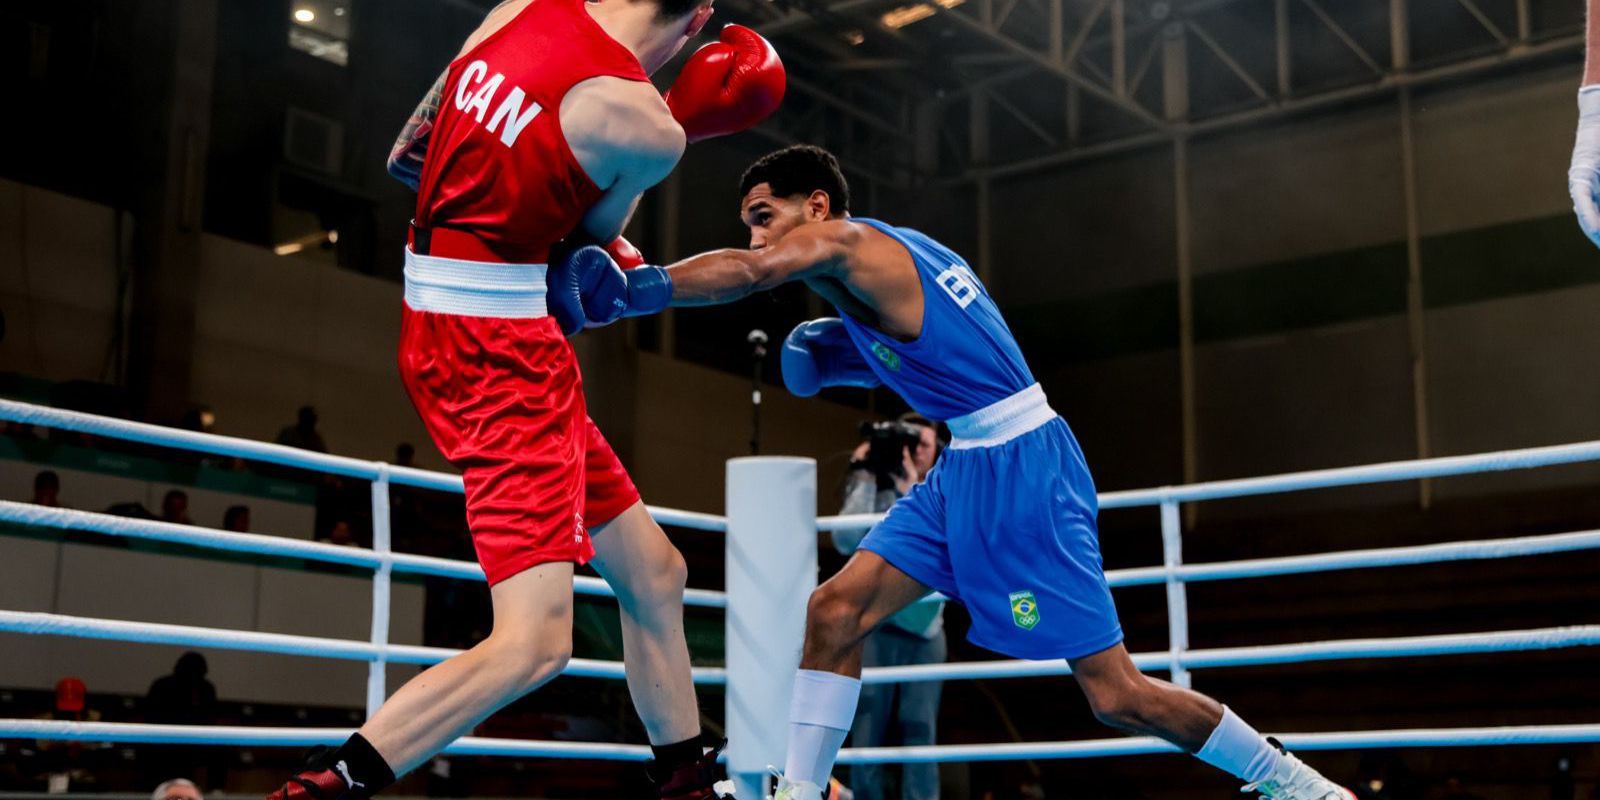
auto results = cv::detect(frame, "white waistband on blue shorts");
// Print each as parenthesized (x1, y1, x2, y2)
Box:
(403, 247, 548, 318)
(946, 383, 1057, 449)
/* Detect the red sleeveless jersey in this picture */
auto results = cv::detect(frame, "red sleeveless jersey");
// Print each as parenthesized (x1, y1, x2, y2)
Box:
(413, 0, 649, 263)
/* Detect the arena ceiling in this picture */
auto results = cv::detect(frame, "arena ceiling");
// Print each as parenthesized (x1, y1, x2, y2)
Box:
(456, 0, 1587, 185)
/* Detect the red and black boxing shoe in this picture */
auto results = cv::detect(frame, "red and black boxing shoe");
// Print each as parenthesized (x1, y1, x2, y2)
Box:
(648, 738, 737, 799)
(266, 746, 360, 800)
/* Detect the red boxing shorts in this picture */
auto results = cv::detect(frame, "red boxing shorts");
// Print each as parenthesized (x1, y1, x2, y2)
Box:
(397, 247, 639, 586)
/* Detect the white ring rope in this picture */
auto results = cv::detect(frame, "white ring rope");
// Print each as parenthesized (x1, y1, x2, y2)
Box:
(1097, 439, 1600, 509)
(833, 724, 1600, 764)
(0, 611, 727, 685)
(0, 502, 728, 609)
(6, 398, 1598, 765)
(0, 720, 653, 761)
(1102, 527, 1600, 587)
(816, 441, 1600, 531)
(0, 400, 726, 532)
(859, 625, 1600, 684)
(6, 609, 1587, 689)
(3, 720, 1596, 765)
(901, 526, 1600, 611)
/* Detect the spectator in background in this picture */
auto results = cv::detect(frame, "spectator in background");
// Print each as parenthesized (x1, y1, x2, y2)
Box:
(30, 471, 62, 507)
(144, 653, 220, 787)
(152, 778, 203, 800)
(275, 406, 328, 453)
(1355, 752, 1420, 799)
(222, 505, 251, 533)
(321, 519, 357, 547)
(32, 677, 99, 792)
(1438, 775, 1485, 800)
(834, 415, 945, 800)
(160, 490, 191, 525)
(395, 442, 416, 468)
(146, 652, 217, 726)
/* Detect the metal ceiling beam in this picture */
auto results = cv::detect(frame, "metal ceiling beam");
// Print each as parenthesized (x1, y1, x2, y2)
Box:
(786, 73, 913, 140)
(1187, 19, 1271, 102)
(749, 124, 905, 186)
(928, 1, 1168, 130)
(988, 88, 1060, 146)
(1453, 0, 1508, 45)
(1299, 0, 1384, 75)
(1063, 0, 1112, 69)
(756, 0, 885, 36)
(1128, 27, 1161, 96)
(955, 32, 1582, 182)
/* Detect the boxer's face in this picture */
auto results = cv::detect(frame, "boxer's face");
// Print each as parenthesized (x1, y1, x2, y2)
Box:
(740, 182, 830, 250)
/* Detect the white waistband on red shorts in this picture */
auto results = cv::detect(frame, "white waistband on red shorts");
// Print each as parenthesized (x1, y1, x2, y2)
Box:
(403, 247, 548, 318)
(946, 383, 1057, 449)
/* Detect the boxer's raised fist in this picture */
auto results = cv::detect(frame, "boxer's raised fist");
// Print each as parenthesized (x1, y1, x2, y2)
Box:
(606, 236, 647, 270)
(665, 25, 785, 143)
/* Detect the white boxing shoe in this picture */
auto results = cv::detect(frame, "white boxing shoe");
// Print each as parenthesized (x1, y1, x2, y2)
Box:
(769, 776, 849, 800)
(770, 781, 822, 800)
(1240, 741, 1356, 800)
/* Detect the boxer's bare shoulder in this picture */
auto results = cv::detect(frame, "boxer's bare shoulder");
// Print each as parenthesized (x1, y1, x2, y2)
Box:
(562, 76, 685, 191)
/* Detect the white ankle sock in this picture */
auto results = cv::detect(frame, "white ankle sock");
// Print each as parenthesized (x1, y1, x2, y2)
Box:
(1195, 706, 1283, 784)
(783, 669, 862, 786)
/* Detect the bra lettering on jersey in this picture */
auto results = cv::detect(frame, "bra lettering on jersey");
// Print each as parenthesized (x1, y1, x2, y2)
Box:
(453, 59, 544, 148)
(936, 264, 981, 309)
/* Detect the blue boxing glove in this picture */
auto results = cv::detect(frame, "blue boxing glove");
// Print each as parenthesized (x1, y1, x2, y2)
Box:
(546, 245, 674, 336)
(781, 318, 884, 397)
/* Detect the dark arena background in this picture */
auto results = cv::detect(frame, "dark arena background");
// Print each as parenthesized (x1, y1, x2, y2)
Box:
(2, 1, 1599, 799)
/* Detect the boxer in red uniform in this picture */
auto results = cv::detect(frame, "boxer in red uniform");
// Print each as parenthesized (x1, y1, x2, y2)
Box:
(264, 2, 782, 800)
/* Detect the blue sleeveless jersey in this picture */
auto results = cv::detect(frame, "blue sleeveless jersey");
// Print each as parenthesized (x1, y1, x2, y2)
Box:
(837, 219, 1036, 421)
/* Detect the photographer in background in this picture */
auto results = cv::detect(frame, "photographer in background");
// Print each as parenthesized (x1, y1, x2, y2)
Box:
(834, 414, 945, 800)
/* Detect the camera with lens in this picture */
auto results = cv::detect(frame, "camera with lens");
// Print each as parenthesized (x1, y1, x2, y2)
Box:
(857, 419, 925, 490)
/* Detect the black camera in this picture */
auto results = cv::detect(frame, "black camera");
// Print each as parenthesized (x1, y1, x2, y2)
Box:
(858, 420, 925, 490)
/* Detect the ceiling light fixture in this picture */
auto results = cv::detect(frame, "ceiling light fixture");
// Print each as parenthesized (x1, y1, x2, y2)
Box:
(294, 8, 316, 23)
(880, 0, 962, 30)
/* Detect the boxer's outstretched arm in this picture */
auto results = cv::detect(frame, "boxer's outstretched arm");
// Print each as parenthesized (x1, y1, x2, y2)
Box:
(1588, 0, 1600, 85)
(665, 220, 860, 305)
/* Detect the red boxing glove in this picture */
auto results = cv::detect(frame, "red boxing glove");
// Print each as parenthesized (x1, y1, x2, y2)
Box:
(665, 25, 786, 143)
(605, 236, 646, 270)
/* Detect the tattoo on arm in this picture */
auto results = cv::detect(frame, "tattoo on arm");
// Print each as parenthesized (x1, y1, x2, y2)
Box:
(387, 69, 448, 190)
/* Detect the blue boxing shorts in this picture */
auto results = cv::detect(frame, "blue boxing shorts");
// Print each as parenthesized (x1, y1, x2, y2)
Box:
(858, 385, 1123, 661)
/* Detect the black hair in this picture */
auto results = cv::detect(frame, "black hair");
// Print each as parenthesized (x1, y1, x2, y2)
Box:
(898, 413, 948, 450)
(657, 0, 708, 22)
(35, 470, 60, 490)
(739, 145, 850, 216)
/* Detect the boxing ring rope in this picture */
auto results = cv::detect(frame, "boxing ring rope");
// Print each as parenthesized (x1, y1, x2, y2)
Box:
(0, 399, 726, 532)
(0, 502, 729, 608)
(0, 610, 728, 684)
(0, 397, 727, 742)
(2, 398, 1599, 783)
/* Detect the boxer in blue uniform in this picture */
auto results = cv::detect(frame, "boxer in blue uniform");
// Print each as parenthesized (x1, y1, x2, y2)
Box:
(548, 145, 1354, 800)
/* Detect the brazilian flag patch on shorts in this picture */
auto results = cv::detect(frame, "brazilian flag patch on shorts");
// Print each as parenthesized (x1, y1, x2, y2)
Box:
(1009, 590, 1040, 630)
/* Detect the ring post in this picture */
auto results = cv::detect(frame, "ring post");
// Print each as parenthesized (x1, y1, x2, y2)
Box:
(1159, 498, 1191, 688)
(367, 464, 394, 718)
(725, 457, 818, 798)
